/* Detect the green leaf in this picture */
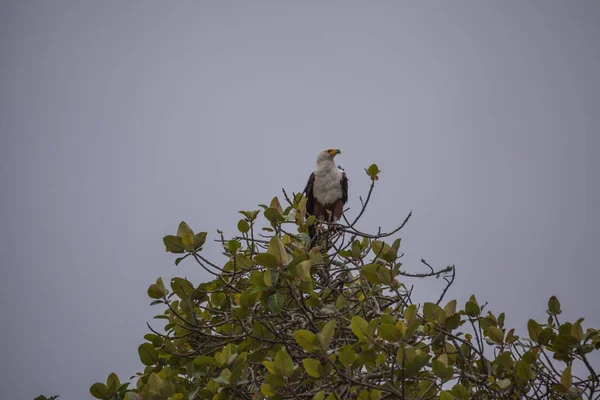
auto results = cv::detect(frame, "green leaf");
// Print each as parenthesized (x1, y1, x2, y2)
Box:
(558, 322, 573, 335)
(270, 196, 284, 214)
(237, 219, 250, 233)
(303, 358, 321, 378)
(262, 360, 276, 374)
(338, 345, 357, 367)
(391, 237, 401, 252)
(439, 391, 454, 400)
(253, 321, 275, 340)
(397, 345, 415, 364)
(361, 264, 382, 284)
(267, 235, 288, 265)
(406, 352, 431, 375)
(239, 210, 260, 220)
(505, 328, 516, 344)
(177, 221, 194, 237)
(163, 235, 185, 253)
(106, 373, 120, 394)
(359, 349, 378, 365)
(312, 391, 326, 400)
(561, 366, 572, 388)
(450, 384, 469, 400)
(527, 319, 543, 343)
(423, 302, 445, 323)
(516, 360, 534, 381)
(396, 320, 409, 338)
(445, 313, 461, 331)
(274, 350, 294, 377)
(320, 320, 336, 350)
(351, 316, 369, 341)
(405, 304, 417, 322)
(522, 350, 538, 365)
(371, 240, 386, 257)
(265, 373, 285, 389)
(366, 164, 381, 179)
(254, 253, 281, 269)
(432, 359, 454, 381)
(572, 319, 584, 342)
(238, 290, 254, 309)
(261, 383, 277, 396)
(235, 254, 253, 269)
(350, 240, 362, 258)
(487, 326, 504, 344)
(378, 323, 402, 342)
(176, 222, 194, 248)
(228, 240, 241, 254)
(194, 355, 216, 366)
(171, 277, 194, 299)
(90, 383, 109, 399)
(497, 378, 511, 390)
(263, 269, 279, 288)
(314, 332, 328, 353)
(539, 327, 555, 345)
(267, 293, 285, 314)
(375, 267, 393, 285)
(230, 353, 247, 383)
(548, 295, 561, 315)
(295, 260, 312, 281)
(174, 256, 186, 266)
(551, 384, 568, 394)
(294, 330, 316, 353)
(215, 344, 236, 368)
(193, 232, 207, 249)
(373, 240, 398, 262)
(250, 271, 266, 288)
(444, 300, 457, 316)
(138, 343, 158, 366)
(495, 352, 514, 369)
(147, 283, 165, 299)
(367, 319, 378, 337)
(361, 263, 392, 285)
(465, 301, 480, 317)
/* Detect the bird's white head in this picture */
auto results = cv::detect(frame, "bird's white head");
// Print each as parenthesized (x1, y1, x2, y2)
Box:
(316, 148, 341, 165)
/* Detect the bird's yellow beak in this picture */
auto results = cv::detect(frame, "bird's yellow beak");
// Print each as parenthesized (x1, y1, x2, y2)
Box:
(328, 149, 341, 156)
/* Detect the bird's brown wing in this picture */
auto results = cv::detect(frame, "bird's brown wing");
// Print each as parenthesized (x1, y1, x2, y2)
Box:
(303, 172, 316, 216)
(341, 171, 348, 204)
(332, 172, 349, 221)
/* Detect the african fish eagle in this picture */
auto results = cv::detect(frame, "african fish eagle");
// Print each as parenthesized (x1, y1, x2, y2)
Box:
(304, 149, 349, 226)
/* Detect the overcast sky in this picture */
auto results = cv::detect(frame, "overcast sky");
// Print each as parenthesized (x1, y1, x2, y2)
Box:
(1, 2, 599, 399)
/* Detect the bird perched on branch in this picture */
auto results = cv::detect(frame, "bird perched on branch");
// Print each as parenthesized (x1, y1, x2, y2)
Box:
(304, 149, 349, 242)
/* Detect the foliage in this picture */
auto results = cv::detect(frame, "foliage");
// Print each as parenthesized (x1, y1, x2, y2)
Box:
(84, 164, 598, 400)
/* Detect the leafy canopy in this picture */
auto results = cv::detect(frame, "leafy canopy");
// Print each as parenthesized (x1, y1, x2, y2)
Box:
(82, 163, 599, 400)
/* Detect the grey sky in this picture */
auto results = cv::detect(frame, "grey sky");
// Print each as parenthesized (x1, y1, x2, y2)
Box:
(1, 2, 599, 399)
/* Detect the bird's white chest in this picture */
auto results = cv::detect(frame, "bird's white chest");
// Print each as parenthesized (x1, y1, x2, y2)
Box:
(313, 168, 343, 205)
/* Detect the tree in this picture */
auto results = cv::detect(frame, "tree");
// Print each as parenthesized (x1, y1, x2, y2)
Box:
(87, 164, 599, 400)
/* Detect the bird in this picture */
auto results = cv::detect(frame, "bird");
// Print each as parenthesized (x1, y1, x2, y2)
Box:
(303, 149, 349, 241)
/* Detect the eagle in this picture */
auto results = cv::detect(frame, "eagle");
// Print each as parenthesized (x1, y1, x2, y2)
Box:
(303, 149, 348, 239)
